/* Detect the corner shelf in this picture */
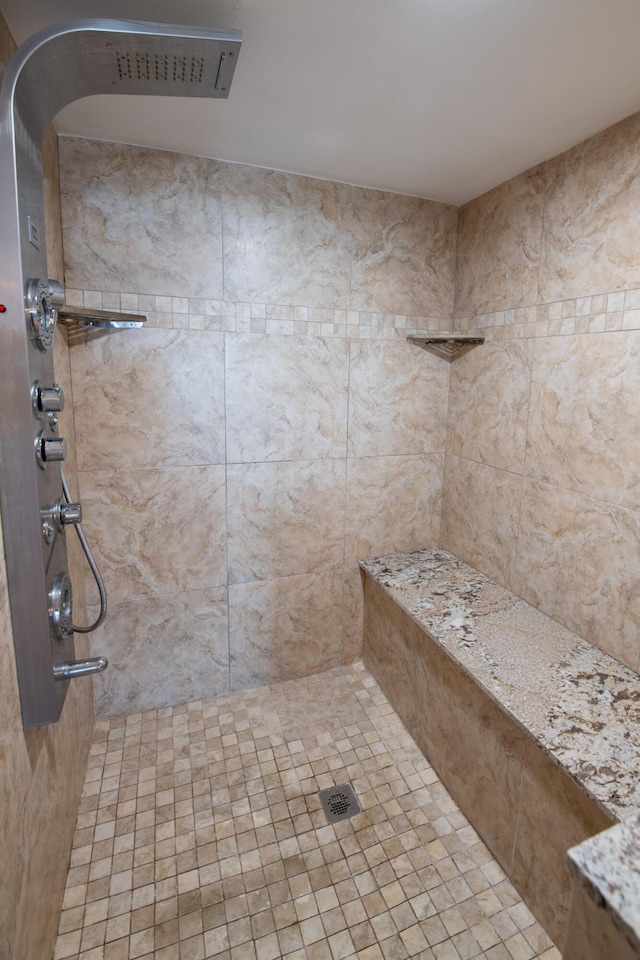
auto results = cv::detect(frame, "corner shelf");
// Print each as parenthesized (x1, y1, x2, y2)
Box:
(407, 332, 484, 361)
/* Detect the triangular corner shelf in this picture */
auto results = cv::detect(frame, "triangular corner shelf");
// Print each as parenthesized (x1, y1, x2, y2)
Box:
(407, 332, 484, 361)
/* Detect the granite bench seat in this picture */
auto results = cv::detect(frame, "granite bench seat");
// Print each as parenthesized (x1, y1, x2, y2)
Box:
(360, 547, 640, 949)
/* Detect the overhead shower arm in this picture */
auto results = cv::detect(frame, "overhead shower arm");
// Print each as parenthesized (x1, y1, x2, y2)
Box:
(0, 19, 241, 727)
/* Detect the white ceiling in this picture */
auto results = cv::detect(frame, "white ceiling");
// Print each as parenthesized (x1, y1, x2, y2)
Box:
(3, 0, 640, 204)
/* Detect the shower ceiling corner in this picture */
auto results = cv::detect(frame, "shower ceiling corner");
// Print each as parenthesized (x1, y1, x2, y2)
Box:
(0, 18, 241, 727)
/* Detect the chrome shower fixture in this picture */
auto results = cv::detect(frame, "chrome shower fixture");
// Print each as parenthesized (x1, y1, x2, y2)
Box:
(58, 306, 147, 345)
(0, 19, 241, 727)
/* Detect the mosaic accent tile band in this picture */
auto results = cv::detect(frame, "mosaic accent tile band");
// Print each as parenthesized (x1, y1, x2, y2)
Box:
(455, 288, 640, 340)
(64, 289, 455, 341)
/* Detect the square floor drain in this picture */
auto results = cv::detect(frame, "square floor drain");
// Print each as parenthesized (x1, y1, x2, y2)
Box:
(318, 783, 361, 824)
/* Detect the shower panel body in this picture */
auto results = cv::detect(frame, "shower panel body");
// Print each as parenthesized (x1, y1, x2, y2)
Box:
(0, 19, 241, 727)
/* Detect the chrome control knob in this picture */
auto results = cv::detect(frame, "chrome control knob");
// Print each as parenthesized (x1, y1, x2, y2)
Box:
(41, 436, 67, 461)
(49, 572, 73, 640)
(60, 502, 82, 526)
(41, 498, 82, 535)
(35, 433, 67, 467)
(38, 384, 65, 412)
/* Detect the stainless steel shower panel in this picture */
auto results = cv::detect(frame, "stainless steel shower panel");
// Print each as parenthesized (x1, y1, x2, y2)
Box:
(0, 19, 241, 727)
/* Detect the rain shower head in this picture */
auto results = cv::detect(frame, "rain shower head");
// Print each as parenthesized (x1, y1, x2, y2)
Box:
(50, 18, 242, 99)
(4, 18, 242, 145)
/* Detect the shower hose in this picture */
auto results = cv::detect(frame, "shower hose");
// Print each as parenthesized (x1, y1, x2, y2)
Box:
(61, 466, 107, 633)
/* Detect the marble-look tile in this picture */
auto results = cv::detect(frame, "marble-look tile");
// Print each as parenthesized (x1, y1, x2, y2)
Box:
(345, 453, 443, 562)
(342, 566, 366, 665)
(347, 340, 449, 457)
(567, 816, 640, 959)
(512, 738, 613, 947)
(454, 165, 546, 317)
(447, 339, 534, 473)
(440, 455, 522, 590)
(229, 570, 344, 690)
(350, 187, 457, 317)
(539, 113, 640, 304)
(344, 453, 443, 659)
(78, 465, 227, 602)
(526, 331, 640, 511)
(227, 458, 346, 583)
(225, 334, 349, 462)
(414, 622, 527, 875)
(363, 576, 424, 735)
(222, 163, 351, 308)
(89, 588, 229, 718)
(564, 881, 639, 960)
(70, 328, 225, 470)
(59, 138, 223, 298)
(515, 479, 640, 671)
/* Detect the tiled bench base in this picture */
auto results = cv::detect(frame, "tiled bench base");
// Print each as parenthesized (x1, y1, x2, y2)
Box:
(361, 562, 615, 947)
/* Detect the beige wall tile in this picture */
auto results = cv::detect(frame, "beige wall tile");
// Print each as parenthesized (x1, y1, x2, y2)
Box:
(229, 570, 344, 690)
(539, 113, 640, 303)
(342, 567, 366, 665)
(363, 576, 525, 878)
(60, 138, 223, 298)
(447, 110, 640, 672)
(225, 334, 349, 462)
(345, 453, 443, 563)
(347, 340, 449, 457)
(413, 618, 527, 875)
(512, 739, 613, 946)
(227, 458, 346, 583)
(447, 339, 534, 473)
(362, 577, 425, 734)
(454, 165, 546, 317)
(564, 883, 638, 960)
(70, 329, 225, 470)
(78, 465, 227, 602)
(526, 331, 640, 511)
(515, 479, 640, 671)
(222, 163, 352, 308)
(344, 453, 444, 658)
(90, 588, 229, 718)
(350, 187, 457, 316)
(440, 455, 523, 590)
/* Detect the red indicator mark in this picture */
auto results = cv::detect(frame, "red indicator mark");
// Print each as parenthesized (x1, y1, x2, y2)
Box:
(0, 305, 6, 313)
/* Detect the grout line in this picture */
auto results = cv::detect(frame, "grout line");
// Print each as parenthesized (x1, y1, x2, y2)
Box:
(222, 331, 232, 695)
(512, 337, 536, 594)
(535, 159, 549, 307)
(342, 342, 353, 664)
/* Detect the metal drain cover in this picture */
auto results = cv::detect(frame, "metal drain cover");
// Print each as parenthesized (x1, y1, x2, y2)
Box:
(318, 783, 361, 824)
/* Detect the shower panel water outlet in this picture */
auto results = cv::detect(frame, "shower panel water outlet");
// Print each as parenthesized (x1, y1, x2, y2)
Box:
(0, 19, 241, 727)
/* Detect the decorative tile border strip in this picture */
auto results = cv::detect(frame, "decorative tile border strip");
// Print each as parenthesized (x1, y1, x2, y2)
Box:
(67, 286, 640, 341)
(65, 289, 453, 340)
(454, 288, 640, 339)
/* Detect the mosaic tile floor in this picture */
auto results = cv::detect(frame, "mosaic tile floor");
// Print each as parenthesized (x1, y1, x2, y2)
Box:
(54, 662, 561, 960)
